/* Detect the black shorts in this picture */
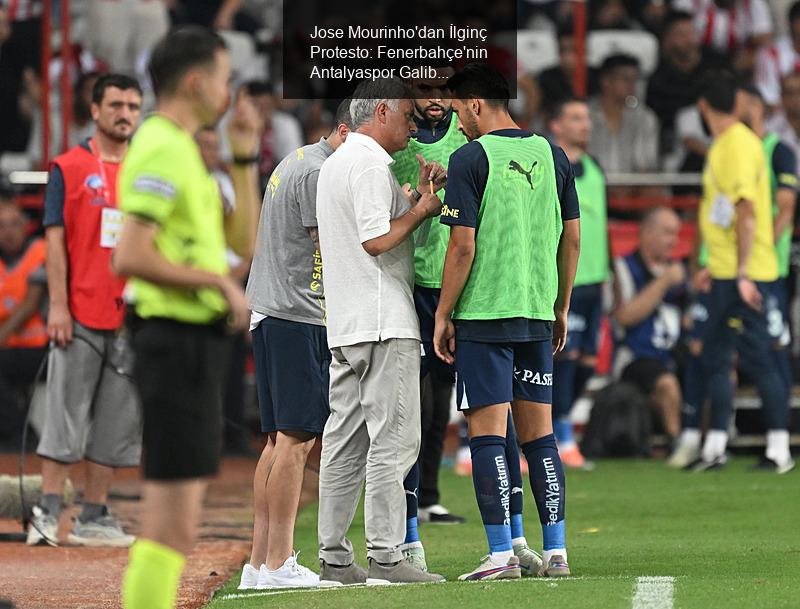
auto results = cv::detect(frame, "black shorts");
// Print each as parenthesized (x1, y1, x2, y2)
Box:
(620, 357, 674, 395)
(132, 317, 230, 480)
(414, 286, 455, 382)
(252, 316, 330, 435)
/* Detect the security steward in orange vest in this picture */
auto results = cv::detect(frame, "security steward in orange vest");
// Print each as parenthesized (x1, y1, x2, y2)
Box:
(0, 199, 47, 447)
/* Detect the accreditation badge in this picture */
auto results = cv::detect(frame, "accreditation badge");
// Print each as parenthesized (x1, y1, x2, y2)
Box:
(708, 193, 734, 228)
(100, 207, 124, 248)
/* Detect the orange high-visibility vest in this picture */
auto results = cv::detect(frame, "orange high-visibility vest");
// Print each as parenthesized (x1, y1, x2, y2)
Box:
(0, 238, 48, 348)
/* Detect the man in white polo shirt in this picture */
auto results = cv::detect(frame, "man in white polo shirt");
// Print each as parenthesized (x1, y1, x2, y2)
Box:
(315, 78, 447, 586)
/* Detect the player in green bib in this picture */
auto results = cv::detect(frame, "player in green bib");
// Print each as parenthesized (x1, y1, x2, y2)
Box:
(113, 27, 257, 609)
(433, 64, 581, 581)
(390, 66, 469, 567)
(548, 97, 610, 470)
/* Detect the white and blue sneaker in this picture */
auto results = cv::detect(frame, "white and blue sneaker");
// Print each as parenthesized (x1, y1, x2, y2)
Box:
(458, 555, 521, 581)
(513, 543, 544, 577)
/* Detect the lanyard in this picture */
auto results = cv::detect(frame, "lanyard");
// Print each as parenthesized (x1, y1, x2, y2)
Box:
(88, 138, 111, 204)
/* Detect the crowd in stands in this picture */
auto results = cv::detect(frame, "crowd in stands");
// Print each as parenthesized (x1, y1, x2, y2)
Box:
(1, 0, 799, 455)
(1, 1, 799, 181)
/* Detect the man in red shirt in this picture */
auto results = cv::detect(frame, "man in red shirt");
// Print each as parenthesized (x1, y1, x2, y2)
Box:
(27, 74, 143, 547)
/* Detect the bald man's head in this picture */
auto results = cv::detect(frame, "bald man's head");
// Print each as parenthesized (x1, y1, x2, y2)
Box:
(640, 207, 681, 262)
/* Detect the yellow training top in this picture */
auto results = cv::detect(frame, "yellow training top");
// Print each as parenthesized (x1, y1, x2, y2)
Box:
(699, 122, 777, 282)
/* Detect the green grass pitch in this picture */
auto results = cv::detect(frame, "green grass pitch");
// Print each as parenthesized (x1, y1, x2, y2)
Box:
(205, 459, 799, 609)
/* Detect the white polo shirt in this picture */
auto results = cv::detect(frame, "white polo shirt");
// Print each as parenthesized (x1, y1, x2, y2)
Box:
(316, 132, 420, 349)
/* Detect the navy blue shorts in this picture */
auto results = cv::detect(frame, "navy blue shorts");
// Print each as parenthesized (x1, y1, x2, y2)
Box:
(565, 283, 603, 355)
(414, 286, 455, 381)
(688, 280, 788, 346)
(701, 279, 775, 364)
(455, 339, 553, 411)
(251, 316, 331, 434)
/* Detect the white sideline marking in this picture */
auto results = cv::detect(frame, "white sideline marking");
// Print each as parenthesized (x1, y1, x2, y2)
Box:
(632, 576, 675, 609)
(221, 575, 647, 601)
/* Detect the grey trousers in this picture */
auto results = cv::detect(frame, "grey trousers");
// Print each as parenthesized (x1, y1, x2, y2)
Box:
(318, 338, 421, 565)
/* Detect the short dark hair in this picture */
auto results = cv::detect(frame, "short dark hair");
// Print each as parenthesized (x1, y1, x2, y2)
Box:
(698, 70, 737, 113)
(334, 97, 352, 129)
(550, 95, 588, 120)
(446, 63, 510, 109)
(790, 0, 800, 23)
(599, 53, 640, 77)
(91, 73, 142, 105)
(148, 26, 227, 96)
(660, 10, 694, 38)
(737, 82, 765, 104)
(242, 80, 273, 97)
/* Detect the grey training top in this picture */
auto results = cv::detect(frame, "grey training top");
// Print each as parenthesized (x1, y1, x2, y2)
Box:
(246, 137, 335, 326)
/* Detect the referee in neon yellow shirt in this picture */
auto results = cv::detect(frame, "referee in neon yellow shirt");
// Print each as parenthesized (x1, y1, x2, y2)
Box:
(693, 71, 794, 473)
(113, 27, 254, 608)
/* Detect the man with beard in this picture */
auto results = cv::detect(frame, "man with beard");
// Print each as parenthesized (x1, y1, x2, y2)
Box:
(113, 27, 254, 609)
(434, 63, 580, 580)
(392, 65, 546, 576)
(27, 74, 143, 548)
(389, 65, 467, 572)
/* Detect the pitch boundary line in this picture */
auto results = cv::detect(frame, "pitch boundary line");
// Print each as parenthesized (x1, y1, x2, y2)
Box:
(220, 575, 664, 600)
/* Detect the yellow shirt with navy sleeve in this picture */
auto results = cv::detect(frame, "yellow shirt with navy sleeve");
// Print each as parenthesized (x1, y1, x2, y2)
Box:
(699, 122, 777, 282)
(119, 115, 229, 323)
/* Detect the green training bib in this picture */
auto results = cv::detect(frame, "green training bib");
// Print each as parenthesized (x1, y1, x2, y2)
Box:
(454, 133, 561, 321)
(391, 114, 468, 287)
(574, 154, 609, 286)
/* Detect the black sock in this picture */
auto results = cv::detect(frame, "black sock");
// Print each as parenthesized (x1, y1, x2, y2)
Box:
(79, 502, 107, 523)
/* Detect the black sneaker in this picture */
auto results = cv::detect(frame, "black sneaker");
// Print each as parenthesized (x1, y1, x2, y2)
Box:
(751, 455, 796, 474)
(418, 504, 465, 524)
(687, 455, 727, 472)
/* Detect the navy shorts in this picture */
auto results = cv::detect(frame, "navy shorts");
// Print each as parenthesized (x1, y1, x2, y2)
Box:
(414, 286, 455, 381)
(251, 316, 331, 434)
(565, 283, 603, 355)
(689, 280, 788, 346)
(455, 339, 553, 411)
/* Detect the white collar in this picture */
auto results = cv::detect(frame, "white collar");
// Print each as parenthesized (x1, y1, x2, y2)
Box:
(344, 132, 395, 166)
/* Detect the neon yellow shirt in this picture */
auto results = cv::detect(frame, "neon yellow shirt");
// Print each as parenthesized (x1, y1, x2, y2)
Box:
(699, 122, 777, 282)
(120, 115, 229, 323)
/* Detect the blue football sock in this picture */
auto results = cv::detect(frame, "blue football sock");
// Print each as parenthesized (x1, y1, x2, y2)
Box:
(470, 435, 513, 554)
(553, 419, 574, 445)
(403, 462, 420, 544)
(522, 434, 566, 551)
(404, 517, 419, 546)
(505, 414, 525, 540)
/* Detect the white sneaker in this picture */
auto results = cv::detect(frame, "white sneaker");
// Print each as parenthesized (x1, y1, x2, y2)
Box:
(256, 564, 271, 589)
(238, 563, 260, 590)
(67, 513, 135, 547)
(26, 506, 59, 546)
(666, 441, 700, 469)
(261, 553, 320, 588)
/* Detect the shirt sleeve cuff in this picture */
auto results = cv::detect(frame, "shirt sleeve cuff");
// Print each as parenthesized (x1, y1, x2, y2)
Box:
(440, 216, 476, 229)
(359, 221, 392, 243)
